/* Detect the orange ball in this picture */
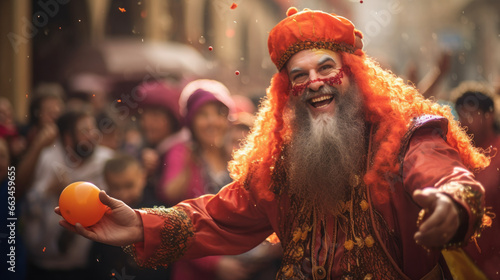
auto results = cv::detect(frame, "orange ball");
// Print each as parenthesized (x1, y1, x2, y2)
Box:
(59, 182, 107, 227)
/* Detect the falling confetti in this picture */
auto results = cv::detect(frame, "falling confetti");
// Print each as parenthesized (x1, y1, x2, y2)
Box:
(231, 3, 238, 9)
(360, 0, 363, 3)
(42, 247, 46, 252)
(92, 94, 96, 97)
(117, 99, 122, 103)
(208, 46, 213, 51)
(59, 27, 62, 30)
(141, 10, 147, 18)
(235, 70, 240, 76)
(226, 29, 235, 38)
(119, 7, 126, 13)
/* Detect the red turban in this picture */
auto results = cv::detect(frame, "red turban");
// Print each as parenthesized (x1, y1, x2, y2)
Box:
(268, 7, 364, 70)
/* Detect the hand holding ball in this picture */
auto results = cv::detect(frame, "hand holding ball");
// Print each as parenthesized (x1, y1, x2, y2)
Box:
(59, 182, 107, 227)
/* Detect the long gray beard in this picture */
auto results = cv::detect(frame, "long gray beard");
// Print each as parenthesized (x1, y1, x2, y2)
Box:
(286, 85, 366, 212)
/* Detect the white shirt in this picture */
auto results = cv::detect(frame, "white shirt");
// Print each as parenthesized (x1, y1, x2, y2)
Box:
(22, 141, 114, 269)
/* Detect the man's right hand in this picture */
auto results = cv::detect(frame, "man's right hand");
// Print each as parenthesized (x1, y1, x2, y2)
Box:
(55, 191, 144, 247)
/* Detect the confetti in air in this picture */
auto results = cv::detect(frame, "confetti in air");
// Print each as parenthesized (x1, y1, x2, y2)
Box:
(226, 29, 235, 38)
(119, 7, 126, 13)
(360, 0, 363, 3)
(117, 99, 122, 103)
(208, 46, 213, 51)
(235, 70, 240, 76)
(231, 3, 238, 9)
(42, 247, 46, 252)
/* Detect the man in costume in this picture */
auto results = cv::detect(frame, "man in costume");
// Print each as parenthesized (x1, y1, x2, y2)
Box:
(57, 8, 489, 279)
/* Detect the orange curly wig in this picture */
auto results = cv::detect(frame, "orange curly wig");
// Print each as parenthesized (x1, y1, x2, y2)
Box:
(228, 50, 490, 201)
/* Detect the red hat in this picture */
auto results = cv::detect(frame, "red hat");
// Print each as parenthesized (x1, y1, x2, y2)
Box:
(179, 79, 235, 127)
(268, 7, 364, 70)
(137, 81, 182, 124)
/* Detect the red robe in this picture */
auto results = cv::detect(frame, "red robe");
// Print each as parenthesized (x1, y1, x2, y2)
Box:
(125, 116, 485, 280)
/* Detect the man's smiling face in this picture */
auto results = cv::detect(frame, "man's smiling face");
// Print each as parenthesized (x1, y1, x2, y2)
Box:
(286, 49, 351, 118)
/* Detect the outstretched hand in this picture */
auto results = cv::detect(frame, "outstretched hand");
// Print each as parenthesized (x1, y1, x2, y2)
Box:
(413, 188, 460, 249)
(55, 191, 144, 247)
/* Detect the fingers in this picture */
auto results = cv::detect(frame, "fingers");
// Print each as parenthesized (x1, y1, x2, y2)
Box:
(58, 219, 100, 243)
(412, 188, 438, 209)
(54, 206, 61, 216)
(414, 213, 457, 247)
(74, 223, 99, 241)
(59, 219, 78, 234)
(98, 190, 124, 210)
(414, 193, 460, 248)
(417, 195, 449, 233)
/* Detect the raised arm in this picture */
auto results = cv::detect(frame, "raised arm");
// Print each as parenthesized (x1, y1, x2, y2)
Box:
(127, 181, 275, 268)
(403, 127, 485, 249)
(56, 181, 276, 269)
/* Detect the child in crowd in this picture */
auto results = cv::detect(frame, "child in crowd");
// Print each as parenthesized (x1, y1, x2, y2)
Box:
(88, 153, 169, 280)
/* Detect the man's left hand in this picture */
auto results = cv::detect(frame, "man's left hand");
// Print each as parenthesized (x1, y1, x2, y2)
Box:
(412, 187, 460, 249)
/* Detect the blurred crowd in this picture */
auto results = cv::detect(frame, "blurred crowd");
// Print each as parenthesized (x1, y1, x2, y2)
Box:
(0, 77, 281, 280)
(1, 57, 500, 279)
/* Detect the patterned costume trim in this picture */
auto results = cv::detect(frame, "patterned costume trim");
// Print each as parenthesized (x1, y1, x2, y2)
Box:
(276, 41, 355, 70)
(123, 206, 194, 269)
(439, 182, 485, 248)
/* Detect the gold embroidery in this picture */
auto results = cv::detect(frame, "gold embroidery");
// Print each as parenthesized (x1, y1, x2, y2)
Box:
(360, 200, 369, 211)
(339, 183, 402, 279)
(439, 182, 485, 249)
(123, 206, 194, 269)
(364, 235, 375, 248)
(345, 240, 355, 251)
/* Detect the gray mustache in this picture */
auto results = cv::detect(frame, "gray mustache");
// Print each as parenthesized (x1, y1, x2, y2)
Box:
(301, 85, 340, 102)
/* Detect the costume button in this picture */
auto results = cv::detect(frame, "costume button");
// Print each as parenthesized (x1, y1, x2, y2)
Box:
(313, 266, 326, 279)
(360, 200, 369, 211)
(365, 235, 375, 247)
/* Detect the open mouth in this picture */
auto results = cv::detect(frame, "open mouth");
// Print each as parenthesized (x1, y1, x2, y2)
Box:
(308, 94, 334, 108)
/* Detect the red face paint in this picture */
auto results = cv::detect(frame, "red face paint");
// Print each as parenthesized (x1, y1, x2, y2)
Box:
(289, 66, 350, 96)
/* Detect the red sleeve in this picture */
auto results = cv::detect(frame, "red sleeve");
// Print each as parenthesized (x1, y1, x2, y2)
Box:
(125, 181, 275, 268)
(402, 127, 485, 244)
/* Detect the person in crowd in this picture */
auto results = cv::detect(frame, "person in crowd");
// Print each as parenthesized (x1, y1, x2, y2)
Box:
(67, 73, 111, 114)
(23, 109, 113, 280)
(136, 81, 188, 207)
(121, 122, 143, 159)
(58, 8, 489, 279)
(23, 83, 64, 145)
(226, 95, 256, 155)
(16, 83, 64, 198)
(88, 154, 168, 280)
(163, 79, 250, 280)
(160, 79, 235, 204)
(453, 81, 500, 279)
(95, 110, 123, 151)
(0, 97, 26, 166)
